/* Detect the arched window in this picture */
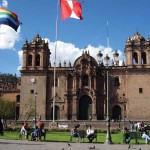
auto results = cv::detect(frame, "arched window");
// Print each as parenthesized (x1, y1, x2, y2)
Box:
(28, 54, 32, 66)
(36, 54, 40, 66)
(141, 52, 146, 64)
(82, 75, 88, 86)
(114, 76, 120, 86)
(133, 52, 138, 64)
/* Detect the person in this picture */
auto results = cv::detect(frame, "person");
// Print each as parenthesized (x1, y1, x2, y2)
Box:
(89, 115, 92, 121)
(70, 125, 81, 142)
(137, 121, 142, 131)
(123, 127, 131, 144)
(0, 118, 3, 135)
(71, 125, 80, 137)
(31, 124, 38, 141)
(142, 131, 150, 144)
(129, 121, 134, 131)
(20, 121, 28, 139)
(36, 120, 45, 141)
(86, 125, 96, 143)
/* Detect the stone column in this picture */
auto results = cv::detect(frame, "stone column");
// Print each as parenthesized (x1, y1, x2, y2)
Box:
(94, 75, 96, 89)
(92, 98, 97, 120)
(72, 97, 77, 120)
(33, 49, 35, 68)
(138, 51, 141, 65)
(89, 76, 91, 90)
(65, 76, 68, 91)
(41, 49, 44, 68)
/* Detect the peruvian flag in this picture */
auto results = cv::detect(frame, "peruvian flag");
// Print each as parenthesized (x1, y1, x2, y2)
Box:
(60, 0, 83, 20)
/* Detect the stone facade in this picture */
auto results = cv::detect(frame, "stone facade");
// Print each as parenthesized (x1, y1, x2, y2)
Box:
(19, 32, 150, 121)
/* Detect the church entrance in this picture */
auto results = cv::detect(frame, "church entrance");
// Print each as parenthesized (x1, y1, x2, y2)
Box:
(112, 105, 121, 121)
(78, 95, 92, 120)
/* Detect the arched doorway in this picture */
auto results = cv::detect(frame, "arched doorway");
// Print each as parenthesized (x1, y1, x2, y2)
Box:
(112, 105, 121, 121)
(51, 105, 60, 120)
(78, 95, 92, 120)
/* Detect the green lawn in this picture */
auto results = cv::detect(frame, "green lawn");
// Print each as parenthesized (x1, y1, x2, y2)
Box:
(0, 131, 146, 144)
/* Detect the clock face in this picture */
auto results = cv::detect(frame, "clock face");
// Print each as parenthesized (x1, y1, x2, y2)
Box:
(31, 77, 36, 83)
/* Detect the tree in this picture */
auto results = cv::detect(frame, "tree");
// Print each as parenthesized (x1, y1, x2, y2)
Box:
(0, 99, 15, 127)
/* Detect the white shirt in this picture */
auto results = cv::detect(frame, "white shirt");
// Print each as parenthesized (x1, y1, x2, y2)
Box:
(86, 129, 94, 135)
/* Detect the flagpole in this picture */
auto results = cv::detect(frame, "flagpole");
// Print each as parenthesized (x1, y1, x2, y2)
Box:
(53, 0, 59, 123)
(106, 21, 109, 49)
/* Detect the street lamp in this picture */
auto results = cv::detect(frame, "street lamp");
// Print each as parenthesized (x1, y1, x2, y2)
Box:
(31, 77, 37, 126)
(97, 50, 119, 144)
(34, 92, 37, 126)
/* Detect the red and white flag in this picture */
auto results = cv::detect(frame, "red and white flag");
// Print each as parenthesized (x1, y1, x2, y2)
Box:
(60, 0, 83, 20)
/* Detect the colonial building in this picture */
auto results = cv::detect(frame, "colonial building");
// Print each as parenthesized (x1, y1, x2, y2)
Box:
(20, 32, 150, 121)
(0, 76, 21, 119)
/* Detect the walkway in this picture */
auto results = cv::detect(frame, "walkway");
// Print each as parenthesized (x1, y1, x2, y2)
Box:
(0, 139, 149, 150)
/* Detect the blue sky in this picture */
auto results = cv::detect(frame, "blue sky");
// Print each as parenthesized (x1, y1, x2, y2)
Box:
(0, 0, 150, 76)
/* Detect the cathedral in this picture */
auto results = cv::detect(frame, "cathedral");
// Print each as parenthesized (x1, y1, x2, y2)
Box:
(19, 32, 150, 121)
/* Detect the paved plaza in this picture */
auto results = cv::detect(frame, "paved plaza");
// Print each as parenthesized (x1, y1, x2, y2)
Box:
(0, 139, 150, 150)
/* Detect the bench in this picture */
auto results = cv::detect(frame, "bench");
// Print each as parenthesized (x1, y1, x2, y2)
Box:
(70, 130, 86, 142)
(129, 131, 142, 144)
(70, 130, 97, 143)
(123, 131, 146, 144)
(19, 128, 46, 141)
(84, 130, 97, 143)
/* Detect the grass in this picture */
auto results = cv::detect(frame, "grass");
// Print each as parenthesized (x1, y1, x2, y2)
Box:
(0, 131, 146, 144)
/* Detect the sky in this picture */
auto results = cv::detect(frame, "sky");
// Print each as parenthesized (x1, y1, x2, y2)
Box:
(0, 0, 150, 76)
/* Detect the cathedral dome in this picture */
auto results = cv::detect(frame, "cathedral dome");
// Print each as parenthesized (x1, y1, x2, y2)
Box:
(74, 50, 97, 69)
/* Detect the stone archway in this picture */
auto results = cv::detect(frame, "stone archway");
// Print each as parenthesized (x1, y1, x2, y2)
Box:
(78, 95, 92, 120)
(51, 105, 60, 120)
(112, 105, 121, 120)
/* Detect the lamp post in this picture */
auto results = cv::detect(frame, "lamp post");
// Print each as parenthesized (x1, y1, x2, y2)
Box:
(31, 77, 37, 126)
(122, 93, 126, 129)
(97, 50, 119, 144)
(34, 92, 37, 126)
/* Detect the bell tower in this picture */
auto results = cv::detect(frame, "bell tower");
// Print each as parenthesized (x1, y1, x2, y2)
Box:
(125, 32, 150, 68)
(22, 34, 51, 71)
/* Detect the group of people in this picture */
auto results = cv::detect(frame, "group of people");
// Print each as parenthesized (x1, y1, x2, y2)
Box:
(123, 121, 150, 144)
(20, 119, 45, 141)
(71, 124, 96, 143)
(129, 121, 149, 132)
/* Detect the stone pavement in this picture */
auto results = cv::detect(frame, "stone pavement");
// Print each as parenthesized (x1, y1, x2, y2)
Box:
(0, 139, 149, 150)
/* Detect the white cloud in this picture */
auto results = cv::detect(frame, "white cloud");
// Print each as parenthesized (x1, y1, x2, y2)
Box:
(0, 1, 21, 50)
(48, 40, 124, 67)
(17, 39, 124, 75)
(2, 0, 8, 7)
(0, 25, 21, 50)
(16, 50, 23, 75)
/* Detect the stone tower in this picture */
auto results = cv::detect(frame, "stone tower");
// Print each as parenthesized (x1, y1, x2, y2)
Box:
(20, 34, 51, 120)
(125, 31, 150, 68)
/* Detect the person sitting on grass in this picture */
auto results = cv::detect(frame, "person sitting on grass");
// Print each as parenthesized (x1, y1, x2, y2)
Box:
(86, 125, 96, 143)
(123, 127, 131, 144)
